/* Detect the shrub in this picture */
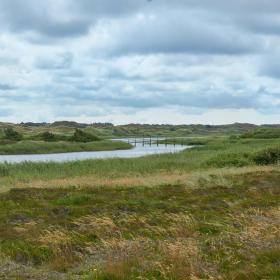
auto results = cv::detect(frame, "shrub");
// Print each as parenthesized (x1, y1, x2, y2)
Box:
(71, 129, 100, 143)
(3, 127, 23, 141)
(240, 128, 280, 139)
(252, 147, 280, 165)
(32, 131, 69, 142)
(206, 153, 250, 168)
(40, 131, 56, 142)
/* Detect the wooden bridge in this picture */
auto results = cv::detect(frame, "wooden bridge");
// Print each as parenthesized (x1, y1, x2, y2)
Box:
(126, 137, 183, 147)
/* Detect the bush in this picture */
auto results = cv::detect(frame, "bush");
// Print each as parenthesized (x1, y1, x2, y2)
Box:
(252, 147, 280, 165)
(71, 129, 100, 143)
(32, 131, 69, 142)
(40, 131, 56, 142)
(240, 128, 280, 139)
(4, 127, 23, 141)
(206, 153, 250, 168)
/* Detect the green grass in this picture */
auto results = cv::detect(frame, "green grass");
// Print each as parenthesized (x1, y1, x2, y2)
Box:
(0, 140, 132, 155)
(0, 137, 278, 185)
(0, 135, 279, 279)
(0, 170, 279, 279)
(240, 127, 280, 139)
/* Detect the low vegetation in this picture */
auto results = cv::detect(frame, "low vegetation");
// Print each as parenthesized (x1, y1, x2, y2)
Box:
(0, 125, 279, 279)
(70, 129, 100, 142)
(3, 127, 23, 141)
(0, 166, 279, 279)
(0, 140, 131, 155)
(240, 128, 280, 139)
(0, 127, 130, 155)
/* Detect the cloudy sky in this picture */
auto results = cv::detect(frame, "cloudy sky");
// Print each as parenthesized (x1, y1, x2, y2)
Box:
(0, 0, 280, 124)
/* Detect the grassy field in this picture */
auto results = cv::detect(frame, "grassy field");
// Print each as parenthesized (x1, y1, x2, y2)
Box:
(0, 140, 132, 155)
(0, 136, 279, 279)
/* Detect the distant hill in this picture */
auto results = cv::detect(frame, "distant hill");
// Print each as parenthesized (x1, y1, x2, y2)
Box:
(0, 121, 279, 138)
(50, 121, 88, 128)
(20, 122, 48, 127)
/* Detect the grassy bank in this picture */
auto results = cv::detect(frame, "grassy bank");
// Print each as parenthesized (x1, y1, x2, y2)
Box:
(0, 136, 279, 279)
(0, 140, 132, 155)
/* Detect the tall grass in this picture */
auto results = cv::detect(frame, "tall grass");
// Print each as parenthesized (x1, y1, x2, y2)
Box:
(0, 137, 278, 185)
(0, 140, 131, 155)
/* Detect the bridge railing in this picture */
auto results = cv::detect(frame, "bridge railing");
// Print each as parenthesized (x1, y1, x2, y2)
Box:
(126, 137, 184, 147)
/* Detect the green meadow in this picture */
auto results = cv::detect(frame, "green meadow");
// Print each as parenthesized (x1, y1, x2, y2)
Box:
(0, 125, 279, 279)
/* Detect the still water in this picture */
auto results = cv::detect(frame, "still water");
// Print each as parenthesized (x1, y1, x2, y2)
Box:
(0, 141, 191, 164)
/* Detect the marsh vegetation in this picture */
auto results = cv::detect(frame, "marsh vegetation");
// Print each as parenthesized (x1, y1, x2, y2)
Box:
(0, 124, 279, 279)
(0, 127, 132, 155)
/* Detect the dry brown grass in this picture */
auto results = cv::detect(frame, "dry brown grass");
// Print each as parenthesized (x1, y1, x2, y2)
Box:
(73, 216, 121, 239)
(93, 237, 218, 280)
(13, 221, 38, 237)
(235, 207, 280, 249)
(12, 165, 280, 192)
(0, 164, 279, 279)
(39, 227, 80, 271)
(159, 239, 203, 279)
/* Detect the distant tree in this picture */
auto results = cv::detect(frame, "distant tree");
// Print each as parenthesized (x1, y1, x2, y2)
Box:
(40, 131, 56, 142)
(4, 127, 23, 141)
(71, 129, 100, 142)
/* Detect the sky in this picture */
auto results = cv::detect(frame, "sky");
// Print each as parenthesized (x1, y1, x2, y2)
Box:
(0, 0, 280, 124)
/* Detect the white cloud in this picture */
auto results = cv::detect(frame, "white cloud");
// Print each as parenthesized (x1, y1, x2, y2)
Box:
(0, 0, 279, 123)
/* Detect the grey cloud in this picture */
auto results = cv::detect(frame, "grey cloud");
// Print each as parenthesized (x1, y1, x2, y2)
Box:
(259, 52, 280, 79)
(0, 0, 91, 39)
(72, 0, 280, 17)
(0, 0, 279, 43)
(0, 84, 17, 91)
(35, 53, 73, 70)
(101, 12, 260, 56)
(239, 15, 280, 35)
(96, 91, 257, 110)
(70, 0, 148, 17)
(26, 20, 90, 39)
(32, 79, 279, 113)
(1, 0, 280, 123)
(167, 0, 280, 14)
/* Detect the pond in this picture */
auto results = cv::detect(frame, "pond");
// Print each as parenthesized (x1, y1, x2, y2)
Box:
(0, 140, 191, 164)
